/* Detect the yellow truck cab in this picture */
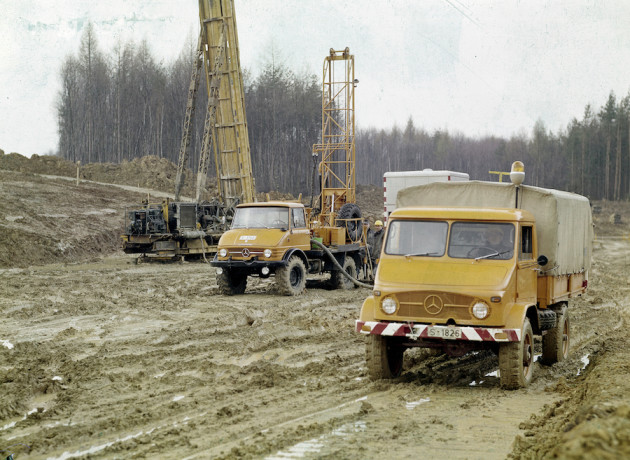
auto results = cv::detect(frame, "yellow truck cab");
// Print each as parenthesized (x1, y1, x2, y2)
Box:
(357, 176, 592, 389)
(212, 201, 365, 295)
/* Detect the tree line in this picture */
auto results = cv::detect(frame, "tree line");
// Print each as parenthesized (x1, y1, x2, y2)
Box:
(57, 25, 630, 201)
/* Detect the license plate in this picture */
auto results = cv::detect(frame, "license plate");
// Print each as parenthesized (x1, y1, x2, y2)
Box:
(427, 326, 462, 340)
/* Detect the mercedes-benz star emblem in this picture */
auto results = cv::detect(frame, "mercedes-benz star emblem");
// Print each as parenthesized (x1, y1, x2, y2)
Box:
(242, 248, 251, 257)
(424, 295, 443, 314)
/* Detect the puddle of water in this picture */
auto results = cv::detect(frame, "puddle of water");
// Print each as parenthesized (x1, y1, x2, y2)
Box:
(0, 268, 24, 276)
(49, 431, 144, 460)
(83, 209, 116, 215)
(261, 396, 368, 435)
(485, 369, 499, 378)
(469, 380, 484, 386)
(52, 376, 63, 381)
(577, 354, 590, 375)
(1, 408, 39, 432)
(1, 339, 14, 349)
(266, 421, 367, 459)
(268, 439, 325, 458)
(405, 398, 430, 410)
(172, 395, 185, 402)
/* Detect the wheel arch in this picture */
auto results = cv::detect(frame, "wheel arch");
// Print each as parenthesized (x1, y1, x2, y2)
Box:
(505, 302, 538, 332)
(359, 296, 378, 322)
(282, 248, 309, 269)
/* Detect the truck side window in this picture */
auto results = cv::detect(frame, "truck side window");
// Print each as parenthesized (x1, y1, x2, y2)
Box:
(292, 208, 306, 228)
(520, 226, 533, 260)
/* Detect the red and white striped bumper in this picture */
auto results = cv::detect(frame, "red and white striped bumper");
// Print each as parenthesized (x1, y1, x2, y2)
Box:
(355, 320, 521, 342)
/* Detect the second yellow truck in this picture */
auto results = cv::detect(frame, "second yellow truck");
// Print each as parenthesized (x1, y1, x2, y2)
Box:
(356, 164, 593, 389)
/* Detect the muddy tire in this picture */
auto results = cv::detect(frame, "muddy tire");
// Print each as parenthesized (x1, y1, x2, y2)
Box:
(366, 335, 404, 380)
(217, 270, 247, 295)
(499, 318, 534, 389)
(330, 256, 357, 290)
(276, 256, 307, 296)
(541, 304, 570, 365)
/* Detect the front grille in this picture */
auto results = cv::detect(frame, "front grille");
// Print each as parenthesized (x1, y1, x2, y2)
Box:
(396, 292, 474, 321)
(223, 247, 281, 261)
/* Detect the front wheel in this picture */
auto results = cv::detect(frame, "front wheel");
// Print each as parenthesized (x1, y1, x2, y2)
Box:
(541, 304, 570, 365)
(217, 269, 247, 295)
(499, 318, 534, 389)
(275, 256, 307, 296)
(366, 335, 404, 380)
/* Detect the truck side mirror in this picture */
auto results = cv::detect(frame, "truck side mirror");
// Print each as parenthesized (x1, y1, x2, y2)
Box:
(537, 255, 548, 266)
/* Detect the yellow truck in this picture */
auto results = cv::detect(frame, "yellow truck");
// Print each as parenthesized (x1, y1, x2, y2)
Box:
(356, 169, 593, 389)
(211, 201, 366, 295)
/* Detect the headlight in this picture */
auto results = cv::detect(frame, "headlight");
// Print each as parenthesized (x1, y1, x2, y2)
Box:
(382, 297, 398, 315)
(264, 249, 272, 258)
(261, 266, 270, 275)
(219, 248, 227, 258)
(216, 267, 223, 275)
(472, 301, 489, 319)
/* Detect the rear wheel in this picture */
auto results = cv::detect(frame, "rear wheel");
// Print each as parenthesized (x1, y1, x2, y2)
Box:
(217, 269, 247, 295)
(366, 335, 404, 380)
(330, 256, 357, 290)
(276, 256, 307, 296)
(541, 304, 570, 365)
(499, 318, 534, 389)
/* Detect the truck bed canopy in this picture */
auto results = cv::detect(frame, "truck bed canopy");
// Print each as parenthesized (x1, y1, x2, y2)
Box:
(397, 181, 593, 276)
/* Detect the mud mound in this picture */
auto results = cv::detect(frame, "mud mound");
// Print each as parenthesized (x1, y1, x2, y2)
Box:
(511, 335, 630, 459)
(0, 152, 213, 200)
(357, 184, 383, 223)
(0, 152, 76, 176)
(0, 170, 140, 268)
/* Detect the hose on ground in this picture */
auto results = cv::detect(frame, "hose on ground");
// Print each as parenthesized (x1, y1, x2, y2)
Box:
(310, 238, 373, 289)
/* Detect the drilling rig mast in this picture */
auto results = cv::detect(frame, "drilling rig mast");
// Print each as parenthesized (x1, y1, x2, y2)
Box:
(122, 0, 256, 261)
(312, 47, 360, 234)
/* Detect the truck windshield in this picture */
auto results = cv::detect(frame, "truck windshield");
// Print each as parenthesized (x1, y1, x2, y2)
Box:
(232, 207, 289, 229)
(448, 222, 515, 260)
(384, 220, 448, 256)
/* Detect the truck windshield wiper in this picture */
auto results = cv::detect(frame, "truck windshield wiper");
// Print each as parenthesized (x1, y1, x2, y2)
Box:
(475, 250, 511, 261)
(405, 252, 440, 257)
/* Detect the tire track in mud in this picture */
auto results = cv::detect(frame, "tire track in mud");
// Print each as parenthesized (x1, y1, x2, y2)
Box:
(2, 241, 629, 458)
(0, 258, 370, 458)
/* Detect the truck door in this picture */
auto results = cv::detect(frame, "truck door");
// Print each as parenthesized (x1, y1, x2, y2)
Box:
(287, 207, 311, 250)
(517, 224, 537, 303)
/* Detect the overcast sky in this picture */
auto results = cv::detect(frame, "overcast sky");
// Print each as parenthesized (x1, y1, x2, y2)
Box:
(2, 0, 630, 156)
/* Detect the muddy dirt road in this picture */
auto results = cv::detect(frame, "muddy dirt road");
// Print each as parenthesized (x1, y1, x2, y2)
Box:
(2, 165, 630, 459)
(2, 241, 630, 459)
